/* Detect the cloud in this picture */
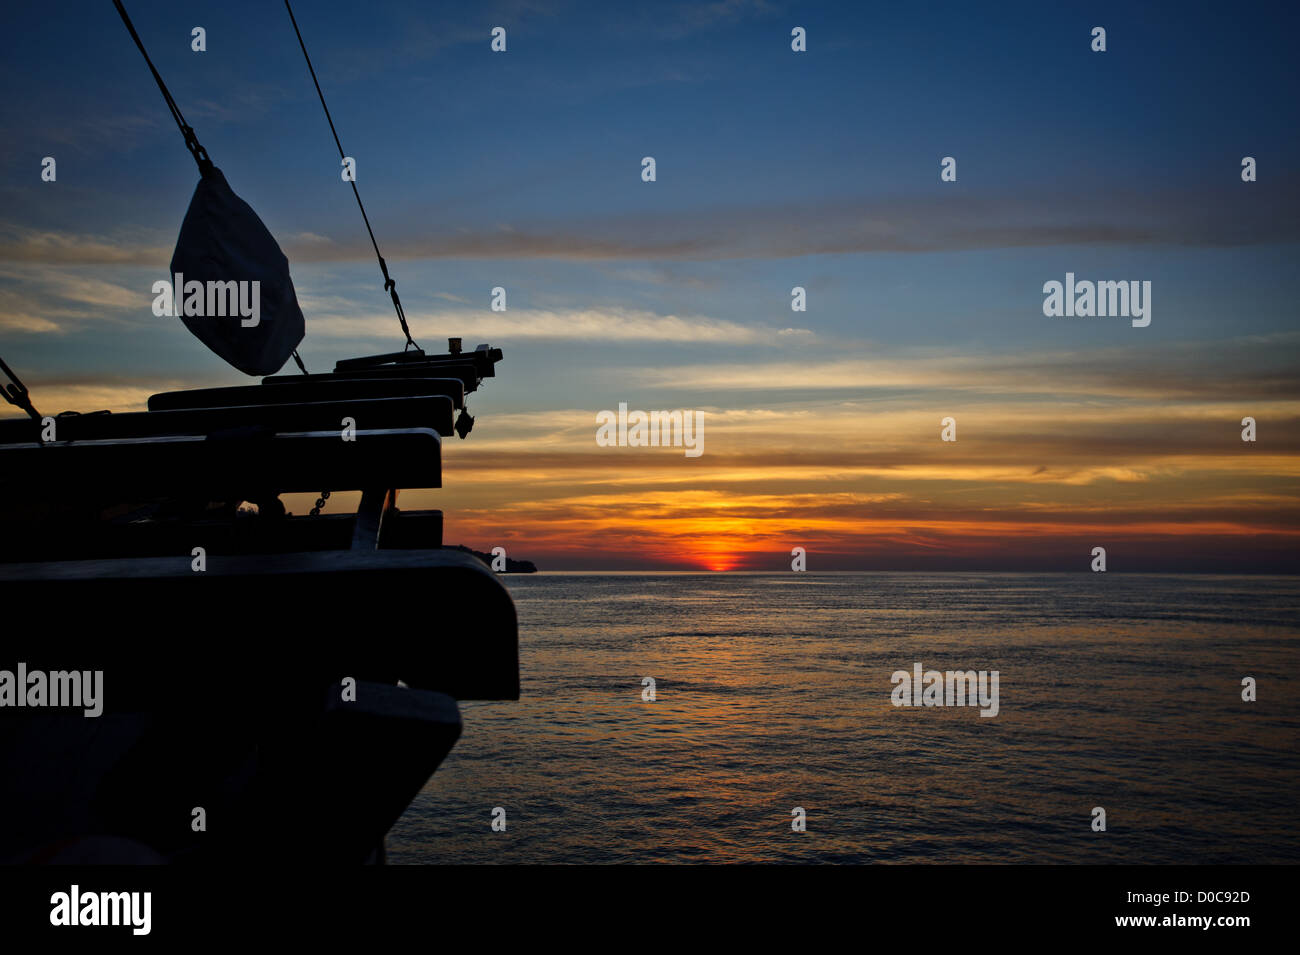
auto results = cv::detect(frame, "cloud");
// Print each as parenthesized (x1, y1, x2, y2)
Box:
(308, 307, 812, 344)
(0, 225, 169, 266)
(629, 334, 1300, 400)
(0, 265, 158, 336)
(0, 311, 61, 334)
(653, 0, 779, 38)
(0, 376, 198, 415)
(4, 184, 1295, 266)
(21, 111, 160, 154)
(420, 395, 1300, 504)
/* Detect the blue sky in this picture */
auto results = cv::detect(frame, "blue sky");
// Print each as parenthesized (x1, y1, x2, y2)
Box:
(1, 0, 1297, 569)
(3, 1, 1298, 378)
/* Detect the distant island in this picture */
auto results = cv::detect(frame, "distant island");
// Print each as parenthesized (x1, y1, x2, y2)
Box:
(448, 544, 537, 574)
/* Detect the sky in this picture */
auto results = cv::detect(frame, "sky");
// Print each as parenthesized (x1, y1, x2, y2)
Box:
(1, 0, 1298, 571)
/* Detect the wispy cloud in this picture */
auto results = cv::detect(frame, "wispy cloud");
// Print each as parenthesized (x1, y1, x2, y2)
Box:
(0, 264, 158, 335)
(19, 110, 160, 155)
(629, 334, 1300, 400)
(631, 0, 779, 40)
(0, 376, 200, 415)
(309, 307, 812, 344)
(5, 185, 1295, 266)
(0, 224, 169, 267)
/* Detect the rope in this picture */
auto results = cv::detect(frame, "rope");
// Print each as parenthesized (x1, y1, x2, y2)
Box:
(283, 0, 421, 353)
(291, 348, 309, 374)
(111, 0, 214, 177)
(0, 355, 42, 421)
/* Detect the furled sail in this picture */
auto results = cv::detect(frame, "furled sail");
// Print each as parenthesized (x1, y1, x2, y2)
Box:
(114, 0, 305, 377)
(169, 168, 305, 376)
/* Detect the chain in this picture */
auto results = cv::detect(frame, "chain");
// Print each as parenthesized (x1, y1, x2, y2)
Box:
(310, 490, 331, 516)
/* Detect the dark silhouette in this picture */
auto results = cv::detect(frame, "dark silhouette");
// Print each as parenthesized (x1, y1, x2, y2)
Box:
(0, 2, 519, 865)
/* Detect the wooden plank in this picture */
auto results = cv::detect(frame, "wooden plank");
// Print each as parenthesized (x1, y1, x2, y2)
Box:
(334, 348, 502, 378)
(0, 508, 446, 562)
(148, 378, 465, 412)
(0, 395, 455, 444)
(0, 427, 441, 496)
(377, 508, 443, 549)
(263, 364, 479, 390)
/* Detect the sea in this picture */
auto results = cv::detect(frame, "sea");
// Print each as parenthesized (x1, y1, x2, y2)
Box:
(387, 573, 1300, 864)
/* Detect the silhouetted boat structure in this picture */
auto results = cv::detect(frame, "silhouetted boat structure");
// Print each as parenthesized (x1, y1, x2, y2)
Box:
(0, 2, 518, 864)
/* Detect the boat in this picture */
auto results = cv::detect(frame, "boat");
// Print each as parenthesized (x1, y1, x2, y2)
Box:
(0, 2, 518, 864)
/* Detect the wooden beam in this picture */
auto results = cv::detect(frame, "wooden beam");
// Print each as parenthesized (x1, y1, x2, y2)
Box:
(0, 428, 441, 496)
(148, 378, 465, 412)
(0, 396, 455, 444)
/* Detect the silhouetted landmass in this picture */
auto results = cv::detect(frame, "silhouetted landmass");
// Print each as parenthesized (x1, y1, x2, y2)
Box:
(449, 544, 537, 573)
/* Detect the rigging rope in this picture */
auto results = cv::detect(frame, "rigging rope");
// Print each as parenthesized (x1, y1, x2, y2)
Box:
(111, 0, 213, 177)
(283, 0, 421, 353)
(0, 355, 41, 422)
(115, 0, 309, 374)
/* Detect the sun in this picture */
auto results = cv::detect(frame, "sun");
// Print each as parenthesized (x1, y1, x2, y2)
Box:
(688, 541, 739, 572)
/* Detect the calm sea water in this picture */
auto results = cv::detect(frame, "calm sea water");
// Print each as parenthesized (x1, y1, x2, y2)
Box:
(388, 573, 1300, 864)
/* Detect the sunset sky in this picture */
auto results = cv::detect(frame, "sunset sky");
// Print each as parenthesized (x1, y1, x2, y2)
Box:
(1, 0, 1297, 570)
